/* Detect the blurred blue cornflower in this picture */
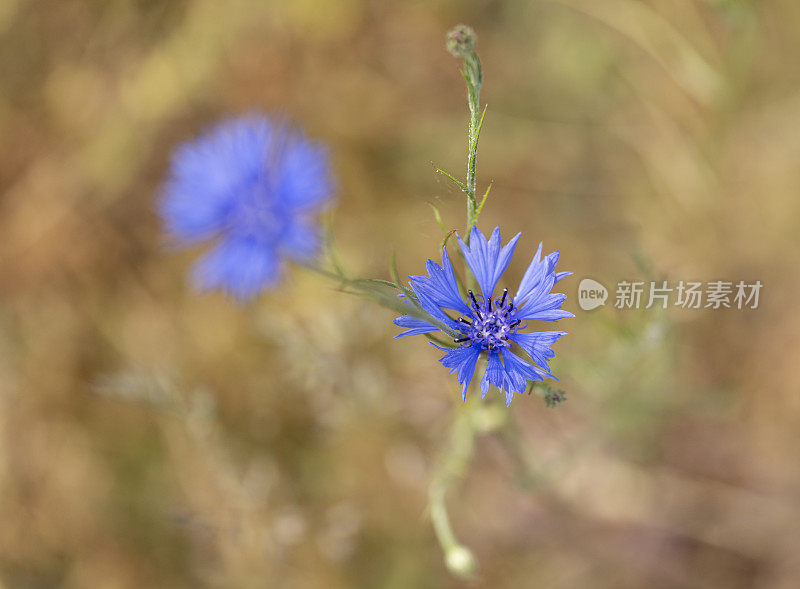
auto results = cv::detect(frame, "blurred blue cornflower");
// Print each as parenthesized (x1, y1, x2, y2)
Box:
(160, 113, 333, 299)
(394, 227, 573, 405)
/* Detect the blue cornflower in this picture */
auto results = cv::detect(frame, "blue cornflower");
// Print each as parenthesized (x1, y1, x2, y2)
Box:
(394, 226, 573, 405)
(160, 113, 333, 299)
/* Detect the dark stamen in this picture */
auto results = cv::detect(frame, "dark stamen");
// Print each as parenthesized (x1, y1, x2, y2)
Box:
(454, 336, 471, 343)
(457, 317, 471, 325)
(498, 288, 508, 308)
(467, 290, 483, 320)
(509, 319, 521, 328)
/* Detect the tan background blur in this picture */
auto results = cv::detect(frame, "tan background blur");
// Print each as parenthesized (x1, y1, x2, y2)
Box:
(2, 0, 800, 587)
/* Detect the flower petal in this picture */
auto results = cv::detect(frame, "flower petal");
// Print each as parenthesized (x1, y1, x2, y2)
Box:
(515, 290, 574, 321)
(192, 236, 279, 300)
(500, 349, 546, 405)
(409, 248, 471, 316)
(278, 133, 334, 211)
(510, 331, 567, 372)
(439, 344, 482, 400)
(160, 116, 275, 244)
(457, 226, 521, 300)
(407, 282, 462, 334)
(392, 315, 439, 338)
(480, 350, 504, 398)
(515, 242, 551, 305)
(279, 219, 320, 260)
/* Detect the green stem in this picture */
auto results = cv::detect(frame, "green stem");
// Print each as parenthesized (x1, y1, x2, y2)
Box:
(427, 393, 508, 577)
(428, 399, 479, 577)
(463, 54, 483, 244)
(466, 105, 478, 224)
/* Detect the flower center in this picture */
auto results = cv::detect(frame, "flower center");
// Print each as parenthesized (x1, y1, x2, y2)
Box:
(455, 288, 521, 351)
(232, 181, 283, 238)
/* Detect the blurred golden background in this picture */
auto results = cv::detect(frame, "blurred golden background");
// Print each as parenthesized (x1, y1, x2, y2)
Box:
(2, 0, 799, 586)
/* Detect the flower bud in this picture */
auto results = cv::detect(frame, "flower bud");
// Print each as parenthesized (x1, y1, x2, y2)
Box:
(446, 24, 476, 58)
(544, 388, 567, 408)
(445, 545, 477, 577)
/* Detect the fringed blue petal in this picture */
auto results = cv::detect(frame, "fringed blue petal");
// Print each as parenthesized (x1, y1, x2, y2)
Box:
(510, 331, 567, 372)
(480, 350, 504, 398)
(409, 248, 471, 316)
(457, 227, 520, 300)
(392, 315, 439, 338)
(515, 242, 551, 305)
(411, 285, 462, 334)
(439, 344, 482, 400)
(500, 350, 546, 405)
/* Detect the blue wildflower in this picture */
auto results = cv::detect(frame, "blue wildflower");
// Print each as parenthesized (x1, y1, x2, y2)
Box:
(160, 113, 333, 299)
(394, 226, 573, 405)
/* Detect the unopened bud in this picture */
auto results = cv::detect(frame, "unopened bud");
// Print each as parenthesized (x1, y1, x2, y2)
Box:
(445, 545, 477, 577)
(446, 25, 476, 58)
(544, 388, 567, 408)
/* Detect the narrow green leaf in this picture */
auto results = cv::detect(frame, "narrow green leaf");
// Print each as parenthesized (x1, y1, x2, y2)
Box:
(429, 203, 448, 234)
(389, 252, 401, 286)
(435, 167, 472, 198)
(472, 105, 487, 149)
(474, 182, 493, 220)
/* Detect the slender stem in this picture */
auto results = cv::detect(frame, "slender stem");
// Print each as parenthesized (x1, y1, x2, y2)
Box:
(464, 60, 482, 244)
(459, 53, 483, 296)
(466, 103, 478, 232)
(428, 399, 479, 577)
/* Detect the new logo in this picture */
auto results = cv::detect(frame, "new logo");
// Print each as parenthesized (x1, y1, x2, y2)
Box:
(578, 278, 608, 311)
